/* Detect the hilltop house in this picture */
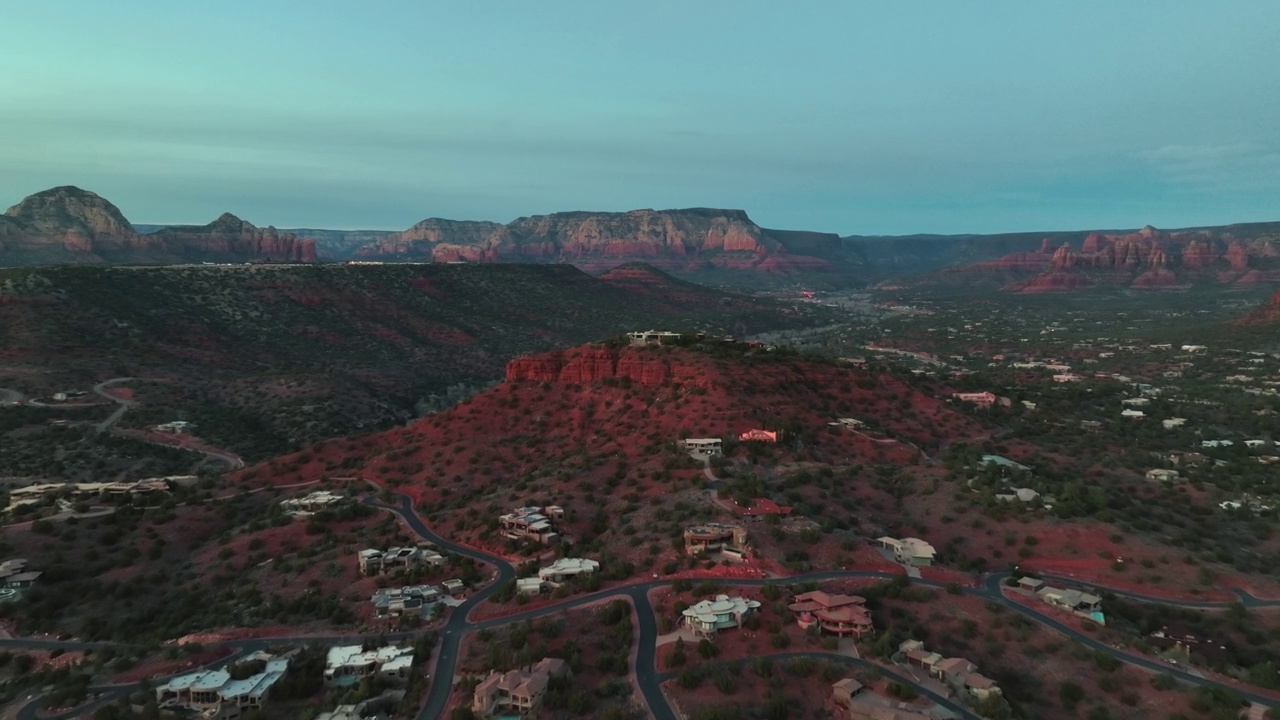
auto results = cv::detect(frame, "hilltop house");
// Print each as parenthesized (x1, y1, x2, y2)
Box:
(471, 658, 570, 718)
(739, 429, 779, 442)
(683, 523, 748, 559)
(280, 490, 345, 515)
(952, 389, 998, 407)
(877, 536, 936, 566)
(499, 507, 560, 545)
(627, 330, 682, 346)
(681, 595, 762, 637)
(789, 591, 874, 637)
(537, 558, 599, 587)
(357, 546, 444, 576)
(1121, 409, 1146, 419)
(680, 438, 723, 458)
(1162, 418, 1187, 429)
(155, 652, 289, 719)
(323, 645, 414, 687)
(154, 420, 196, 434)
(1145, 469, 1180, 482)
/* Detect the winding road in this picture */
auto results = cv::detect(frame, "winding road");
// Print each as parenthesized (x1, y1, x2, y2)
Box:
(6, 492, 1280, 718)
(91, 378, 139, 432)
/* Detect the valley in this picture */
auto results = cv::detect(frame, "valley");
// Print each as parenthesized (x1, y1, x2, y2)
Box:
(3, 284, 1280, 720)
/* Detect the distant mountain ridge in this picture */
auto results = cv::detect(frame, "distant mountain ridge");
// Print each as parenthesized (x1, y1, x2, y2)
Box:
(324, 206, 853, 275)
(0, 186, 316, 266)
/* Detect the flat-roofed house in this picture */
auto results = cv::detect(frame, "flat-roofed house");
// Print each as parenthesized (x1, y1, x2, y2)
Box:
(323, 645, 415, 687)
(680, 438, 723, 457)
(155, 653, 289, 719)
(537, 558, 599, 586)
(876, 536, 936, 566)
(683, 523, 748, 557)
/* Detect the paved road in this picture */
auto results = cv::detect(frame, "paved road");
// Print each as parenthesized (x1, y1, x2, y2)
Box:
(363, 495, 516, 720)
(655, 652, 983, 720)
(7, 493, 1280, 717)
(91, 378, 139, 432)
(1023, 571, 1280, 609)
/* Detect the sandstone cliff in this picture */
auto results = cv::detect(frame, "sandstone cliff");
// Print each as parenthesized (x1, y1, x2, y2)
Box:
(506, 345, 713, 388)
(351, 207, 844, 274)
(948, 223, 1280, 293)
(151, 213, 317, 263)
(0, 187, 317, 267)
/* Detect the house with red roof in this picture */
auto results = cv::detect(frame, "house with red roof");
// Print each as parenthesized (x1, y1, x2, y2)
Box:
(788, 590, 874, 638)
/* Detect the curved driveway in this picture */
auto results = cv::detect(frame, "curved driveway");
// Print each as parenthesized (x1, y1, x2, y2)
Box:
(92, 377, 140, 432)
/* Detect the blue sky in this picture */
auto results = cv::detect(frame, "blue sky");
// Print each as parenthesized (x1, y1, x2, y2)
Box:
(2, 1, 1278, 234)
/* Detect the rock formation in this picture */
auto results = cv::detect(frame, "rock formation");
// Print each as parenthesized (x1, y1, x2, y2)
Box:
(351, 207, 843, 273)
(0, 187, 317, 266)
(151, 213, 317, 263)
(506, 345, 712, 388)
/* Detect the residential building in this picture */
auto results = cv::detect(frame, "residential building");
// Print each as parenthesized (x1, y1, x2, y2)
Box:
(680, 438, 723, 457)
(995, 488, 1040, 503)
(324, 645, 415, 687)
(739, 429, 779, 442)
(980, 454, 1030, 472)
(357, 546, 444, 577)
(1036, 585, 1103, 619)
(683, 523, 748, 558)
(154, 420, 196, 434)
(1121, 409, 1146, 419)
(1053, 373, 1083, 383)
(1145, 469, 1180, 482)
(370, 585, 441, 616)
(280, 490, 345, 515)
(499, 507, 560, 545)
(1202, 439, 1234, 448)
(1162, 418, 1187, 429)
(471, 658, 570, 718)
(953, 391, 997, 408)
(315, 705, 361, 720)
(789, 591, 874, 637)
(155, 652, 289, 719)
(537, 558, 599, 586)
(681, 595, 761, 637)
(830, 674, 929, 720)
(516, 578, 546, 595)
(1015, 577, 1045, 593)
(876, 536, 936, 566)
(442, 579, 466, 595)
(1121, 397, 1150, 407)
(626, 330, 682, 346)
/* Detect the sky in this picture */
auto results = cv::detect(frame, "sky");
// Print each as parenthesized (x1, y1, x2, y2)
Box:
(2, 2, 1279, 235)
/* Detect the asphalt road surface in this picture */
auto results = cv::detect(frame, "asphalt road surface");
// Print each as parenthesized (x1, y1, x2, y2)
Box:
(5, 492, 1279, 717)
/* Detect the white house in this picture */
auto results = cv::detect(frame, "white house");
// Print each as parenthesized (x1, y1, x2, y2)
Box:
(324, 645, 415, 687)
(537, 558, 599, 586)
(681, 595, 761, 637)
